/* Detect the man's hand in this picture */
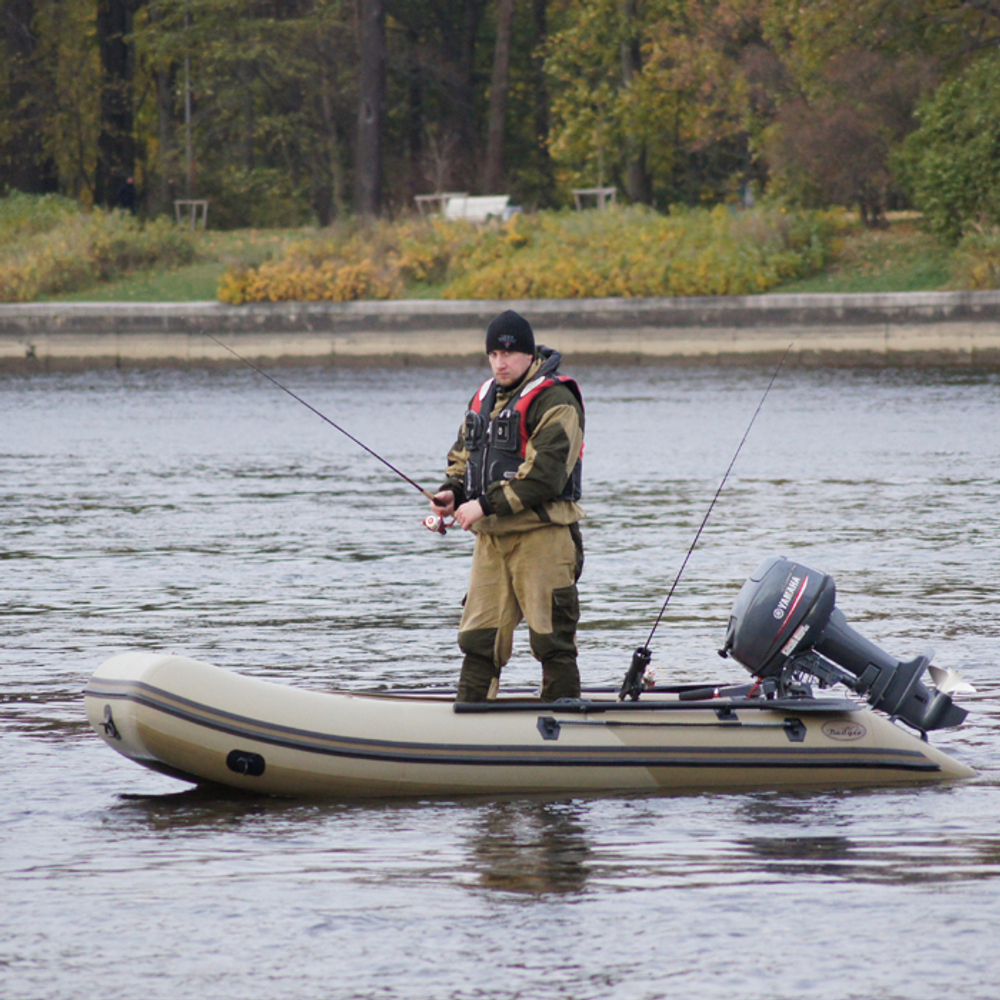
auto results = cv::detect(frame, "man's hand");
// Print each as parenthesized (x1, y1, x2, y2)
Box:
(454, 499, 486, 531)
(430, 490, 455, 517)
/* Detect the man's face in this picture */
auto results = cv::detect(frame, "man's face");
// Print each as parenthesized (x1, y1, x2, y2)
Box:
(488, 349, 534, 387)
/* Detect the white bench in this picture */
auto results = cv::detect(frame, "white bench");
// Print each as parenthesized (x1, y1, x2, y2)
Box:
(414, 192, 468, 215)
(443, 194, 514, 222)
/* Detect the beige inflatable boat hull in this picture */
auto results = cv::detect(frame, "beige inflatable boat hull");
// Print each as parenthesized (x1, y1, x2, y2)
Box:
(84, 652, 976, 798)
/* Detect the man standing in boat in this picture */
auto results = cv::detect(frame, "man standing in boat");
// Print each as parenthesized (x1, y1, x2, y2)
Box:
(430, 310, 585, 703)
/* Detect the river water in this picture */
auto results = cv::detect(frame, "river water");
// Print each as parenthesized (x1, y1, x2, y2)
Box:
(2, 360, 999, 1000)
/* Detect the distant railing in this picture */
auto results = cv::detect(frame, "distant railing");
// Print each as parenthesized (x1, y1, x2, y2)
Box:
(572, 187, 617, 211)
(174, 200, 209, 229)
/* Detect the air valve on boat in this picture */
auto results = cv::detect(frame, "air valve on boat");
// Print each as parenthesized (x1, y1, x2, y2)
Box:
(719, 556, 971, 734)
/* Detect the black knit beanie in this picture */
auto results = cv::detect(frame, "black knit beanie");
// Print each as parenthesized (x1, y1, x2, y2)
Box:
(485, 310, 535, 355)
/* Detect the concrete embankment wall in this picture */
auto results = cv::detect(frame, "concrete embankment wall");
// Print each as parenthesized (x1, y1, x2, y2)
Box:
(2, 291, 999, 370)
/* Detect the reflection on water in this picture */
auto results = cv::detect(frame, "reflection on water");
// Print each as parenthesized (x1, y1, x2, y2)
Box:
(110, 786, 288, 834)
(471, 801, 592, 896)
(733, 830, 1000, 886)
(2, 363, 999, 1000)
(729, 788, 1000, 885)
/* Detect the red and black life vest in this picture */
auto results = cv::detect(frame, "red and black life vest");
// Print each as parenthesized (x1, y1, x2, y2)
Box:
(463, 369, 583, 502)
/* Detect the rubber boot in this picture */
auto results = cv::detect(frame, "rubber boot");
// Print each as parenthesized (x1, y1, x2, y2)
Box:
(457, 628, 500, 703)
(531, 584, 581, 701)
(540, 656, 581, 701)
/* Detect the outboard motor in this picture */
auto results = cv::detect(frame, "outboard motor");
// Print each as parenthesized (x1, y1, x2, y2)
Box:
(719, 556, 968, 733)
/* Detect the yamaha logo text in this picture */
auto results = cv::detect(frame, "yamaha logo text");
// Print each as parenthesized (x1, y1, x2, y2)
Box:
(773, 575, 802, 620)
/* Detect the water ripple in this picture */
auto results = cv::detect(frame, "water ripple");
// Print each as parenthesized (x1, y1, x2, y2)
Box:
(2, 363, 999, 1000)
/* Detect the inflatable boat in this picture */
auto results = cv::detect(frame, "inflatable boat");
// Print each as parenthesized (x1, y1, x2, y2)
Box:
(84, 557, 977, 797)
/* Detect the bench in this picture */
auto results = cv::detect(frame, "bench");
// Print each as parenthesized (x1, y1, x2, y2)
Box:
(414, 192, 468, 215)
(443, 194, 514, 222)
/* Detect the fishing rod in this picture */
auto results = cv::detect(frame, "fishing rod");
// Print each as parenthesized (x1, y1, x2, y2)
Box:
(205, 333, 449, 527)
(619, 343, 794, 701)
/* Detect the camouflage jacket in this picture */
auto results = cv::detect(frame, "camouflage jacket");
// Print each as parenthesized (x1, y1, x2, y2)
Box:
(441, 346, 585, 535)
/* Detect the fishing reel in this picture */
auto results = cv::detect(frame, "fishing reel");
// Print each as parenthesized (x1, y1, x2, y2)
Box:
(423, 513, 451, 535)
(719, 556, 971, 733)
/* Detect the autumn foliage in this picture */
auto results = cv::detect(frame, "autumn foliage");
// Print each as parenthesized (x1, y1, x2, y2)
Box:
(217, 204, 837, 304)
(0, 192, 195, 302)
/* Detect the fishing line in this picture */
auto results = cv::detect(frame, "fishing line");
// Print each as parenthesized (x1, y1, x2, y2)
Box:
(619, 343, 794, 700)
(205, 333, 440, 503)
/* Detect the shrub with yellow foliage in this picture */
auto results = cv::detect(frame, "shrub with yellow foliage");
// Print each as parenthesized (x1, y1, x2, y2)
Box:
(218, 203, 835, 304)
(218, 215, 475, 304)
(442, 204, 835, 299)
(951, 226, 1000, 289)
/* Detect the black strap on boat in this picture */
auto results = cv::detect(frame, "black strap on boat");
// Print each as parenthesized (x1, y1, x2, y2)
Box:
(619, 344, 794, 702)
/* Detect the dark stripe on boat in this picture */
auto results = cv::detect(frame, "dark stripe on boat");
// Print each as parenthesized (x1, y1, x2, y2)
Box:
(84, 678, 939, 772)
(453, 697, 862, 715)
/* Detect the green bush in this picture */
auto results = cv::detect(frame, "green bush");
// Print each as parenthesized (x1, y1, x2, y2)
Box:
(952, 226, 1000, 289)
(898, 54, 1000, 243)
(0, 190, 80, 238)
(198, 167, 313, 230)
(0, 194, 196, 302)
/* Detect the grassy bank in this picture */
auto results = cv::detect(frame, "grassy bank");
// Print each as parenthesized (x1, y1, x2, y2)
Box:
(42, 228, 304, 303)
(8, 200, 988, 305)
(0, 192, 196, 302)
(771, 213, 956, 294)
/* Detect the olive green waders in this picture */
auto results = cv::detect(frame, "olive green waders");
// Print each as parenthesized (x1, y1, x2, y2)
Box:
(456, 523, 582, 702)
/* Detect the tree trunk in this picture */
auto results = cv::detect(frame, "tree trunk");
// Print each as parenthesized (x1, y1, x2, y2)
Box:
(446, 0, 486, 192)
(354, 0, 386, 216)
(95, 0, 139, 208)
(156, 64, 175, 217)
(532, 0, 555, 206)
(240, 62, 255, 172)
(3, 0, 57, 193)
(482, 0, 515, 194)
(620, 0, 652, 205)
(405, 23, 424, 198)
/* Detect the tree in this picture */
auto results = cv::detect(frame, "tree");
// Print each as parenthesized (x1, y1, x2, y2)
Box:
(2, 0, 58, 193)
(545, 0, 754, 207)
(619, 0, 651, 204)
(764, 50, 935, 225)
(530, 0, 556, 204)
(355, 0, 386, 215)
(482, 0, 515, 193)
(544, 0, 643, 198)
(95, 0, 143, 208)
(134, 0, 357, 226)
(388, 0, 490, 199)
(900, 52, 1000, 241)
(8, 0, 998, 229)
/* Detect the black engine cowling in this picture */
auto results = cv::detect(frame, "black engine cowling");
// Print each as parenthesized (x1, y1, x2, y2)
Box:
(719, 556, 968, 733)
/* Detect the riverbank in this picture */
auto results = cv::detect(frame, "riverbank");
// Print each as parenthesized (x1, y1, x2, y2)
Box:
(37, 212, 956, 305)
(2, 290, 1000, 370)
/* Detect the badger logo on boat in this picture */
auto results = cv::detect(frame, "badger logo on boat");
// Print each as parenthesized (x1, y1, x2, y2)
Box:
(772, 575, 802, 620)
(822, 720, 867, 741)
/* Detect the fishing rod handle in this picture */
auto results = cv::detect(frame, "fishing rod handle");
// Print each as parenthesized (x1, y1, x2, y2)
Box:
(618, 646, 653, 702)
